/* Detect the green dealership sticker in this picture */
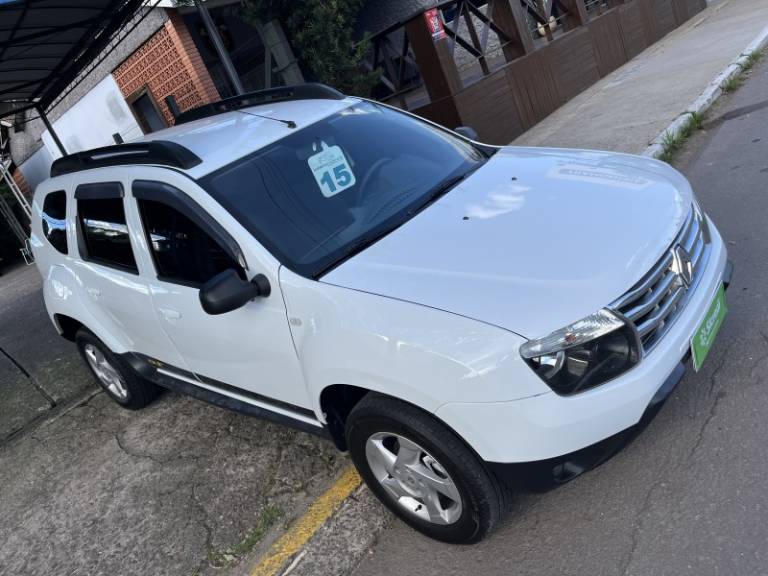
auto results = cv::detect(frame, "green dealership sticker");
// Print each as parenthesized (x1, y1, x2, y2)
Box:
(691, 284, 727, 371)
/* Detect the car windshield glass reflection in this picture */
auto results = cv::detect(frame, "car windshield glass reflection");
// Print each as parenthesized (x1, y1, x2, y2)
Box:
(198, 101, 486, 277)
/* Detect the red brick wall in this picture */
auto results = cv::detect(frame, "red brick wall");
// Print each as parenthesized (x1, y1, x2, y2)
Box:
(112, 11, 220, 126)
(11, 168, 31, 201)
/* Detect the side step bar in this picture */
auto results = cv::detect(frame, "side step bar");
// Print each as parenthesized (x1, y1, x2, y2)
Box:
(123, 353, 330, 440)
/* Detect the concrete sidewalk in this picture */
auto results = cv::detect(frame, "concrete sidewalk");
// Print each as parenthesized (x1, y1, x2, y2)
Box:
(513, 0, 768, 153)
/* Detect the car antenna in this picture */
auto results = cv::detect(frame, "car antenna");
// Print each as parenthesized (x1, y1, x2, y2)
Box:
(237, 110, 296, 129)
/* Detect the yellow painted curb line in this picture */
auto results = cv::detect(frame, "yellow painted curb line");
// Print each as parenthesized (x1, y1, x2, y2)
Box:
(250, 466, 362, 576)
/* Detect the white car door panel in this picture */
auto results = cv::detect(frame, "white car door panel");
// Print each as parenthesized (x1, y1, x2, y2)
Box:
(68, 172, 187, 366)
(124, 170, 309, 410)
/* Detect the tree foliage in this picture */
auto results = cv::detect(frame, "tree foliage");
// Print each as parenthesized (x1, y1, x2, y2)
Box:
(243, 0, 378, 96)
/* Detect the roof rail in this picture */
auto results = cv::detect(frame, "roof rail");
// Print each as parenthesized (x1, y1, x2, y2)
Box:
(50, 141, 203, 178)
(175, 83, 345, 125)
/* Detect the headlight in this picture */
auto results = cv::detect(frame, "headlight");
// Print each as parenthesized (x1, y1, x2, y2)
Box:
(520, 309, 640, 395)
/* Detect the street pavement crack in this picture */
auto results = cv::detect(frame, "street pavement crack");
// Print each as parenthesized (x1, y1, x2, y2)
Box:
(688, 344, 732, 462)
(191, 480, 215, 573)
(0, 344, 57, 408)
(114, 431, 167, 464)
(619, 474, 663, 576)
(0, 390, 103, 448)
(621, 341, 736, 575)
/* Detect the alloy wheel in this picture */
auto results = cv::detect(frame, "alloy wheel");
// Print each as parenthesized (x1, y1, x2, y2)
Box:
(84, 344, 128, 400)
(365, 432, 462, 525)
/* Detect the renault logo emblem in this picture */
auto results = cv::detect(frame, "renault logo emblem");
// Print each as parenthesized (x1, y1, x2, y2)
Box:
(671, 245, 694, 287)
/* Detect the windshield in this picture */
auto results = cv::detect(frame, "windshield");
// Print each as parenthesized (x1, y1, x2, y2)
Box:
(198, 101, 487, 277)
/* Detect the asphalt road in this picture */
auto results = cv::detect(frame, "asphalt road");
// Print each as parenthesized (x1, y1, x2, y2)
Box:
(352, 57, 768, 576)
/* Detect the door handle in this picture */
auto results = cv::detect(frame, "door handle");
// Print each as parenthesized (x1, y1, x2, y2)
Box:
(86, 288, 101, 300)
(158, 308, 182, 321)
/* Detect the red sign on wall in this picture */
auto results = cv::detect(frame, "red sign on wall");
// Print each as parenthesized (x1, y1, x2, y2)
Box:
(423, 8, 446, 41)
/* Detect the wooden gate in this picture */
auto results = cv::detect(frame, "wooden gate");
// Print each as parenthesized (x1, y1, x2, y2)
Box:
(364, 0, 707, 143)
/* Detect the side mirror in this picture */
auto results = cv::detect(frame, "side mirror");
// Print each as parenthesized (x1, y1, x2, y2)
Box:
(454, 126, 478, 140)
(199, 269, 271, 315)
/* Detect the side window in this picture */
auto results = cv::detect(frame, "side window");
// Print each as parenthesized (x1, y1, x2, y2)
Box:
(41, 190, 68, 254)
(76, 183, 138, 272)
(138, 198, 240, 286)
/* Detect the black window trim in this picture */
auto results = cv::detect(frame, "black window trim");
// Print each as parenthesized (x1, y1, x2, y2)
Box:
(41, 189, 69, 255)
(75, 182, 139, 275)
(132, 179, 249, 286)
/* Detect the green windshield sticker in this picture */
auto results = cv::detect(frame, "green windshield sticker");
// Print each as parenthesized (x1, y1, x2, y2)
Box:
(308, 143, 356, 198)
(691, 284, 727, 371)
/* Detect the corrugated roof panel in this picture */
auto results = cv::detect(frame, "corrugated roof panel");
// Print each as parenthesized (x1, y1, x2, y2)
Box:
(0, 0, 147, 113)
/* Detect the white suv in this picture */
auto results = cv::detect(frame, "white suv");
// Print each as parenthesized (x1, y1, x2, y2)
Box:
(31, 84, 731, 543)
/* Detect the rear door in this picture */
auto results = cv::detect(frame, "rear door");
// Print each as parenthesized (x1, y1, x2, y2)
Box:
(69, 169, 187, 367)
(124, 169, 311, 412)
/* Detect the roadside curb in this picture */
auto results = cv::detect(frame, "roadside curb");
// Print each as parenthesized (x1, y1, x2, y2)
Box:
(247, 466, 382, 576)
(642, 24, 768, 159)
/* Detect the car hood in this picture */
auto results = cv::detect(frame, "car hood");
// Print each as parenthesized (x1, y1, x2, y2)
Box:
(321, 147, 692, 338)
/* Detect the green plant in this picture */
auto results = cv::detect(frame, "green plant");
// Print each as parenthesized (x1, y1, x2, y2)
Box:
(207, 504, 283, 568)
(722, 73, 744, 94)
(659, 114, 701, 163)
(659, 131, 680, 163)
(242, 0, 379, 96)
(689, 111, 705, 130)
(741, 49, 763, 71)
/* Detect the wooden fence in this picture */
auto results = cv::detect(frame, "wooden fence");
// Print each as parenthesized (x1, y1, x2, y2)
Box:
(365, 0, 707, 144)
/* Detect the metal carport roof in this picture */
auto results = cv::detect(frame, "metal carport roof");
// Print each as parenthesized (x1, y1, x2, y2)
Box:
(0, 0, 148, 117)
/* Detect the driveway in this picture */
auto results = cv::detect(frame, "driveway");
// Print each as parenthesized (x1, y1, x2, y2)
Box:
(0, 265, 346, 576)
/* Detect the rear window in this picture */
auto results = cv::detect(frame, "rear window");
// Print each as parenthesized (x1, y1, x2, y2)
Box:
(78, 196, 138, 272)
(41, 190, 67, 254)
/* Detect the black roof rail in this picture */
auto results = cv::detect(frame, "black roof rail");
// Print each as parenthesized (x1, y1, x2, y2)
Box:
(175, 83, 346, 125)
(50, 141, 203, 178)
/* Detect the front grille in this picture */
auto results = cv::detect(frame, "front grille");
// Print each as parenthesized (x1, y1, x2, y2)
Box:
(611, 206, 710, 352)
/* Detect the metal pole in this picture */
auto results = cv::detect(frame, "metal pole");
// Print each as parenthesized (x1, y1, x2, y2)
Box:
(193, 0, 245, 95)
(36, 105, 66, 157)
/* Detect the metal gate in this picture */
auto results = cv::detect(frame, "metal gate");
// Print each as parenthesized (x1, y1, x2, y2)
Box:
(0, 147, 34, 264)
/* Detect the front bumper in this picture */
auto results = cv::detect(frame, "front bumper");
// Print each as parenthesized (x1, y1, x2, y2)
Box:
(435, 223, 731, 477)
(487, 359, 689, 491)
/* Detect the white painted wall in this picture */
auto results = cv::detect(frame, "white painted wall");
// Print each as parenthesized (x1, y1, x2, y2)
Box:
(18, 145, 54, 191)
(41, 75, 143, 163)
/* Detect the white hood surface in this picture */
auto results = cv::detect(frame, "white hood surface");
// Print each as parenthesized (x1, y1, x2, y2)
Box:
(322, 147, 692, 338)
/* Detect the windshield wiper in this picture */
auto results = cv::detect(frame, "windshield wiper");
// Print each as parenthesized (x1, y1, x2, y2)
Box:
(405, 167, 478, 218)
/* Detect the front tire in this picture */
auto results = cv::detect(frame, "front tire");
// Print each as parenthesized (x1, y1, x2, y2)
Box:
(346, 394, 510, 543)
(75, 328, 159, 410)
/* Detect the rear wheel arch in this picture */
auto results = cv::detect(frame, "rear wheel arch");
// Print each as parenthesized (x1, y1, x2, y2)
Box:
(52, 313, 127, 355)
(53, 313, 84, 341)
(75, 326, 160, 409)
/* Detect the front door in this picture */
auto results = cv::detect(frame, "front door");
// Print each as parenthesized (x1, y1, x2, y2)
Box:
(125, 174, 310, 411)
